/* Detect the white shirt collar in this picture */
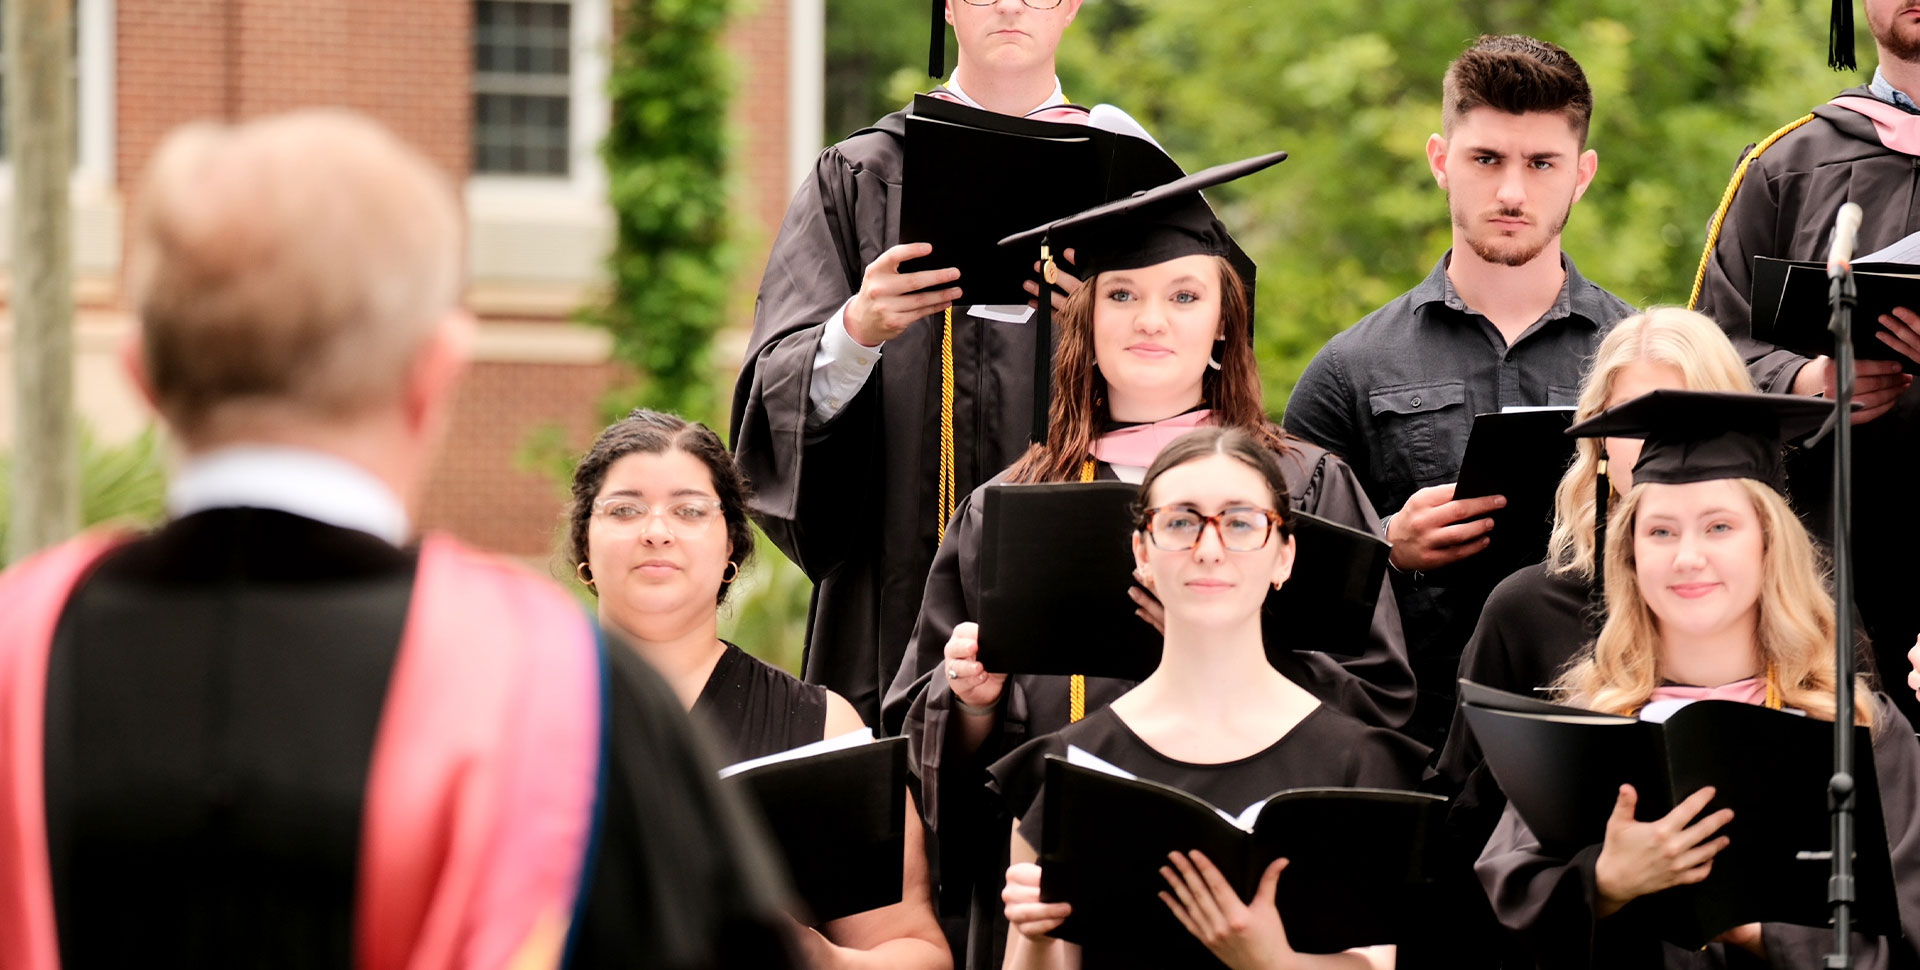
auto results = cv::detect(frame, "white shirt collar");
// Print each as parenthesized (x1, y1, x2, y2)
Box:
(167, 445, 412, 546)
(944, 72, 1066, 115)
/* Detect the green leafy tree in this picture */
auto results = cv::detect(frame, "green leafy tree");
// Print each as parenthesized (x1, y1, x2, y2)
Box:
(1054, 0, 1850, 408)
(599, 0, 736, 423)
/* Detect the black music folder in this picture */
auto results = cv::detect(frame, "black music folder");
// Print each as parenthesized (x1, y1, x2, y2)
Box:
(1450, 407, 1578, 582)
(1039, 756, 1446, 958)
(721, 734, 909, 923)
(899, 95, 1187, 306)
(975, 481, 1388, 680)
(1751, 256, 1920, 373)
(1460, 681, 1896, 946)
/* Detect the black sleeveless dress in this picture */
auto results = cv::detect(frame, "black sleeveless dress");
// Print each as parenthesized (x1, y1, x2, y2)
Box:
(691, 641, 830, 763)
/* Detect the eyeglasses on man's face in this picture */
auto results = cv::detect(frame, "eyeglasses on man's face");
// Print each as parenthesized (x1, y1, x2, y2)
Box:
(591, 496, 725, 537)
(1140, 506, 1281, 553)
(957, 0, 1066, 8)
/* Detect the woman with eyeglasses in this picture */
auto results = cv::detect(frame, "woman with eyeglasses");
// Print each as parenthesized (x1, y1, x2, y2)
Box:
(991, 427, 1423, 970)
(567, 409, 950, 970)
(877, 157, 1416, 970)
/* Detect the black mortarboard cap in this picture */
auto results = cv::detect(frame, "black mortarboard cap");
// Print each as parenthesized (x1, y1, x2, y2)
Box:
(1566, 390, 1836, 491)
(1832, 0, 1857, 72)
(997, 150, 1287, 445)
(998, 150, 1287, 283)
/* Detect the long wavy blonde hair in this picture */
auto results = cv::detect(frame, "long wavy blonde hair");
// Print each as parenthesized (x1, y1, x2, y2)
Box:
(1546, 307, 1754, 579)
(1554, 478, 1875, 729)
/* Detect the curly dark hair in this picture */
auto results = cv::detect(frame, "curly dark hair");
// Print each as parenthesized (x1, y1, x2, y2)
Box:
(565, 409, 755, 606)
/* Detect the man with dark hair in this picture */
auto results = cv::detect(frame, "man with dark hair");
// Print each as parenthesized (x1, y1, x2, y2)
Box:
(1691, 0, 1920, 729)
(1284, 34, 1633, 749)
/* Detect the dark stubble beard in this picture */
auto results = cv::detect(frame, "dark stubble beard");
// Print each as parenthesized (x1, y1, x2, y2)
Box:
(1451, 194, 1574, 268)
(1876, 15, 1920, 63)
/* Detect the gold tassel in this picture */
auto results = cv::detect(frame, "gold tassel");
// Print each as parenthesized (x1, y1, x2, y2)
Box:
(1069, 458, 1098, 722)
(937, 307, 957, 543)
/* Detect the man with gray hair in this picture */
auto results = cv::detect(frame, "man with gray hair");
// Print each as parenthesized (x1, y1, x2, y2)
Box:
(0, 109, 796, 970)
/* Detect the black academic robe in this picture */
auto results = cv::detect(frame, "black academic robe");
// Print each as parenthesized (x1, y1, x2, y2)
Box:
(884, 440, 1415, 970)
(26, 509, 796, 970)
(1693, 88, 1920, 726)
(1475, 695, 1920, 970)
(730, 105, 1043, 724)
(1418, 562, 1598, 970)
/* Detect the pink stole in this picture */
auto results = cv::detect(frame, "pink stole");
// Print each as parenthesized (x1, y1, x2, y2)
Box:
(1647, 676, 1769, 707)
(0, 531, 603, 970)
(1830, 95, 1920, 156)
(1089, 409, 1215, 468)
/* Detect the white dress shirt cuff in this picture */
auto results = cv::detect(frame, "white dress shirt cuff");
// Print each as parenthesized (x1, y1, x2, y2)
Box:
(807, 297, 884, 428)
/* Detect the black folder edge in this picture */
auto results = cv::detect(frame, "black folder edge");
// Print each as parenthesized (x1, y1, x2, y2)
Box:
(1752, 256, 1920, 373)
(724, 736, 910, 923)
(977, 482, 1385, 679)
(1036, 756, 1447, 953)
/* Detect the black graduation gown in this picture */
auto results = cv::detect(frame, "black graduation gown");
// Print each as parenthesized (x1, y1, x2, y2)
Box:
(1419, 562, 1598, 970)
(1693, 88, 1920, 726)
(885, 442, 1416, 969)
(729, 104, 1042, 724)
(984, 705, 1427, 969)
(1474, 695, 1920, 970)
(38, 509, 797, 969)
(692, 641, 831, 763)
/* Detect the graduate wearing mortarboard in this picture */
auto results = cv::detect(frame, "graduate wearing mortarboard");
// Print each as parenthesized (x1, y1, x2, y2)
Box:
(879, 153, 1420, 970)
(1476, 391, 1920, 969)
(1435, 309, 1758, 924)
(728, 0, 1158, 729)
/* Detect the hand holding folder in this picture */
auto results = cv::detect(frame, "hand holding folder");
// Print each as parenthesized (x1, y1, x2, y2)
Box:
(1038, 754, 1445, 960)
(975, 481, 1388, 680)
(1461, 681, 1897, 946)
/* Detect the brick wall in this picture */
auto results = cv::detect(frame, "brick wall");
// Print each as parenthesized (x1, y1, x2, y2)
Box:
(724, 0, 793, 279)
(118, 0, 470, 192)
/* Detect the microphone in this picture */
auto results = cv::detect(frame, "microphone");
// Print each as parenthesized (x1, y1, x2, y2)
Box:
(1828, 202, 1864, 278)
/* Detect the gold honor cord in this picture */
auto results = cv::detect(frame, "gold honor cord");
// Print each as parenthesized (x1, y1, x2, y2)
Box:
(1687, 113, 1818, 310)
(1068, 459, 1098, 722)
(937, 307, 958, 544)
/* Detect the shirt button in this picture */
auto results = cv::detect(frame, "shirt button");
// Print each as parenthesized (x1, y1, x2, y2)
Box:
(1410, 396, 1422, 408)
(858, 357, 871, 365)
(829, 398, 840, 407)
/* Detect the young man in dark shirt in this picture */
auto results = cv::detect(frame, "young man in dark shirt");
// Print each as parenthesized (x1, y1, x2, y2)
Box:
(1284, 35, 1633, 749)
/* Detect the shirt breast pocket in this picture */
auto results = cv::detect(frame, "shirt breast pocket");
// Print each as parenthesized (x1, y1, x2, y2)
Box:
(1368, 379, 1470, 488)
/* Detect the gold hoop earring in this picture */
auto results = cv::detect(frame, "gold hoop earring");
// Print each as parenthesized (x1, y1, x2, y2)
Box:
(575, 561, 595, 587)
(721, 561, 739, 584)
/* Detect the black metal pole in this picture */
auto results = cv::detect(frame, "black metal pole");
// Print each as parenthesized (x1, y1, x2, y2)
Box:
(1825, 262, 1858, 969)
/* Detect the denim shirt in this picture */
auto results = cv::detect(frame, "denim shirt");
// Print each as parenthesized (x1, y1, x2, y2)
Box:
(1872, 67, 1920, 112)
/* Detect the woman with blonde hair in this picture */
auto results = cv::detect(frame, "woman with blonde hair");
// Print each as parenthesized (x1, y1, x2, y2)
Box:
(1436, 310, 1755, 813)
(1476, 391, 1920, 968)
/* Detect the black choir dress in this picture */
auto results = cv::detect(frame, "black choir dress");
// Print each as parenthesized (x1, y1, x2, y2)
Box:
(692, 641, 831, 763)
(882, 439, 1415, 970)
(986, 704, 1427, 969)
(1475, 695, 1920, 969)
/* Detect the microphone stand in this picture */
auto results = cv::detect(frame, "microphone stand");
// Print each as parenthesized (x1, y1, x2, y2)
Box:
(1824, 235, 1859, 969)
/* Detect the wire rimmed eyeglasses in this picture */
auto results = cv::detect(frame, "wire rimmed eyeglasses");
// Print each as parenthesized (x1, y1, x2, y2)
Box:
(1139, 506, 1281, 553)
(957, 0, 1065, 8)
(591, 496, 725, 537)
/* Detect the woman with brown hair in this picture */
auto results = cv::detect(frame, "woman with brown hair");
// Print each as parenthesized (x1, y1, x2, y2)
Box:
(879, 158, 1415, 970)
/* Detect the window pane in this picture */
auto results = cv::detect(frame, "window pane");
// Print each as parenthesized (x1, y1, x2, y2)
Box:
(473, 1, 572, 175)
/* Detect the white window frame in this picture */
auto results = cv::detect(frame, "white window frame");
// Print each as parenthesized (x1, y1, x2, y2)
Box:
(467, 0, 608, 216)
